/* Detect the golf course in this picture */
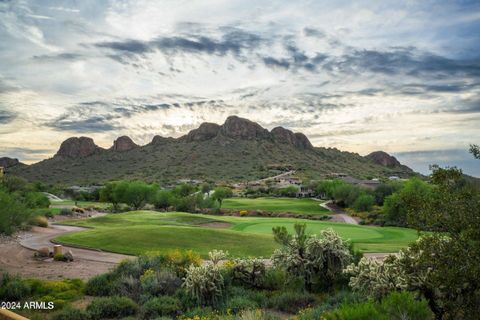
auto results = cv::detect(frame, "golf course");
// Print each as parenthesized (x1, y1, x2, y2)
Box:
(55, 211, 419, 257)
(222, 197, 329, 215)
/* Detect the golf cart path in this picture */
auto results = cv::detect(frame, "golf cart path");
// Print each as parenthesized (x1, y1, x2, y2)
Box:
(19, 224, 131, 264)
(316, 200, 360, 225)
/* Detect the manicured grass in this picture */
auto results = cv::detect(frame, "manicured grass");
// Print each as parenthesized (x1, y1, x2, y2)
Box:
(50, 200, 111, 209)
(56, 211, 419, 257)
(222, 197, 329, 215)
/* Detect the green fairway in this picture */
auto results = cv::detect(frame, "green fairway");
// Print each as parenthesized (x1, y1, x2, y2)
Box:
(222, 197, 329, 215)
(56, 211, 418, 257)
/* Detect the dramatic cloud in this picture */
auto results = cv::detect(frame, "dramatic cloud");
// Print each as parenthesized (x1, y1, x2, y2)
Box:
(0, 0, 479, 175)
(0, 110, 17, 124)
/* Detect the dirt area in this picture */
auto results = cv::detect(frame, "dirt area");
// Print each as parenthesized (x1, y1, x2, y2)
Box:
(0, 212, 130, 280)
(201, 221, 232, 229)
(0, 235, 117, 280)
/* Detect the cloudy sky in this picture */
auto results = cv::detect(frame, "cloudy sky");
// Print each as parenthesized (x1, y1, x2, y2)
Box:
(0, 0, 479, 176)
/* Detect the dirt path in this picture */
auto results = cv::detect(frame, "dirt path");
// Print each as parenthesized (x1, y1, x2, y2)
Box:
(19, 225, 131, 264)
(317, 200, 360, 225)
(0, 214, 131, 280)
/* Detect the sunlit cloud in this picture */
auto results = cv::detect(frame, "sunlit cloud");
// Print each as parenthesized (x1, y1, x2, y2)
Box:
(0, 0, 479, 176)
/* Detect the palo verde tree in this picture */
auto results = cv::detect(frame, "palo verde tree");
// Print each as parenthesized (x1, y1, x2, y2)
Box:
(211, 187, 233, 208)
(272, 224, 352, 292)
(396, 164, 480, 320)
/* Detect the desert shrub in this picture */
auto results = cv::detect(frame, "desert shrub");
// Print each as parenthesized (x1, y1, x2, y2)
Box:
(24, 192, 50, 209)
(26, 278, 84, 302)
(379, 291, 432, 320)
(165, 250, 202, 277)
(141, 296, 181, 319)
(344, 255, 406, 300)
(87, 296, 138, 319)
(296, 290, 361, 320)
(321, 291, 432, 320)
(232, 258, 266, 288)
(352, 194, 375, 212)
(85, 273, 117, 296)
(53, 254, 68, 262)
(272, 225, 352, 291)
(268, 291, 316, 313)
(261, 267, 286, 291)
(323, 300, 383, 320)
(115, 275, 142, 300)
(209, 249, 229, 266)
(51, 306, 89, 320)
(140, 269, 182, 296)
(0, 190, 30, 235)
(0, 273, 31, 301)
(183, 264, 224, 306)
(225, 296, 258, 314)
(60, 208, 72, 216)
(29, 215, 49, 227)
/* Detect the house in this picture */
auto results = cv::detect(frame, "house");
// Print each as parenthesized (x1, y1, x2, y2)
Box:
(296, 185, 315, 198)
(340, 176, 382, 190)
(388, 176, 400, 181)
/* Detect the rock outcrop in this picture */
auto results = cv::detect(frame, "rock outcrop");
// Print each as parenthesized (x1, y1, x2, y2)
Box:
(111, 136, 138, 152)
(186, 122, 221, 142)
(271, 127, 313, 149)
(220, 116, 270, 140)
(0, 157, 21, 168)
(365, 151, 401, 167)
(183, 116, 314, 149)
(56, 137, 100, 158)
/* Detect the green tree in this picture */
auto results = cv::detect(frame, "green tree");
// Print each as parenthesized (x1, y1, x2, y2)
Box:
(24, 192, 50, 209)
(123, 181, 157, 210)
(0, 190, 30, 235)
(398, 166, 479, 319)
(316, 180, 345, 199)
(352, 194, 375, 212)
(211, 187, 233, 208)
(153, 189, 174, 210)
(333, 184, 361, 207)
(373, 183, 400, 205)
(383, 178, 432, 227)
(469, 144, 479, 159)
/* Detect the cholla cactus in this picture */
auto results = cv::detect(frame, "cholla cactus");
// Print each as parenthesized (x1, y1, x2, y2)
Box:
(232, 258, 266, 288)
(183, 264, 224, 306)
(208, 249, 229, 266)
(272, 225, 352, 291)
(344, 255, 407, 300)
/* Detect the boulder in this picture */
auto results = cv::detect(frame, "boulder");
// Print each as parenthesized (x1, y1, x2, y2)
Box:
(64, 250, 74, 262)
(35, 247, 51, 258)
(271, 127, 313, 149)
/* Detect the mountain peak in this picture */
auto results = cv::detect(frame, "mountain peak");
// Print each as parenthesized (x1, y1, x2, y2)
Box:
(271, 127, 313, 149)
(56, 137, 101, 158)
(0, 157, 22, 168)
(220, 115, 270, 140)
(186, 122, 221, 142)
(111, 136, 138, 152)
(365, 151, 401, 167)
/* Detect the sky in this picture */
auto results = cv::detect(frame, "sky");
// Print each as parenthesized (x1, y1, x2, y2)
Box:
(0, 0, 479, 177)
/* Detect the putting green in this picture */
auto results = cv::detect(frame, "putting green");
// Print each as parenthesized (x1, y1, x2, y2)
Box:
(222, 197, 329, 215)
(56, 211, 418, 257)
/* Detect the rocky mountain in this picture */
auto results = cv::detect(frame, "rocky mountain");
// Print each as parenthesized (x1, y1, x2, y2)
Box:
(7, 116, 416, 185)
(0, 157, 24, 169)
(56, 137, 103, 158)
(111, 136, 138, 152)
(365, 151, 401, 167)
